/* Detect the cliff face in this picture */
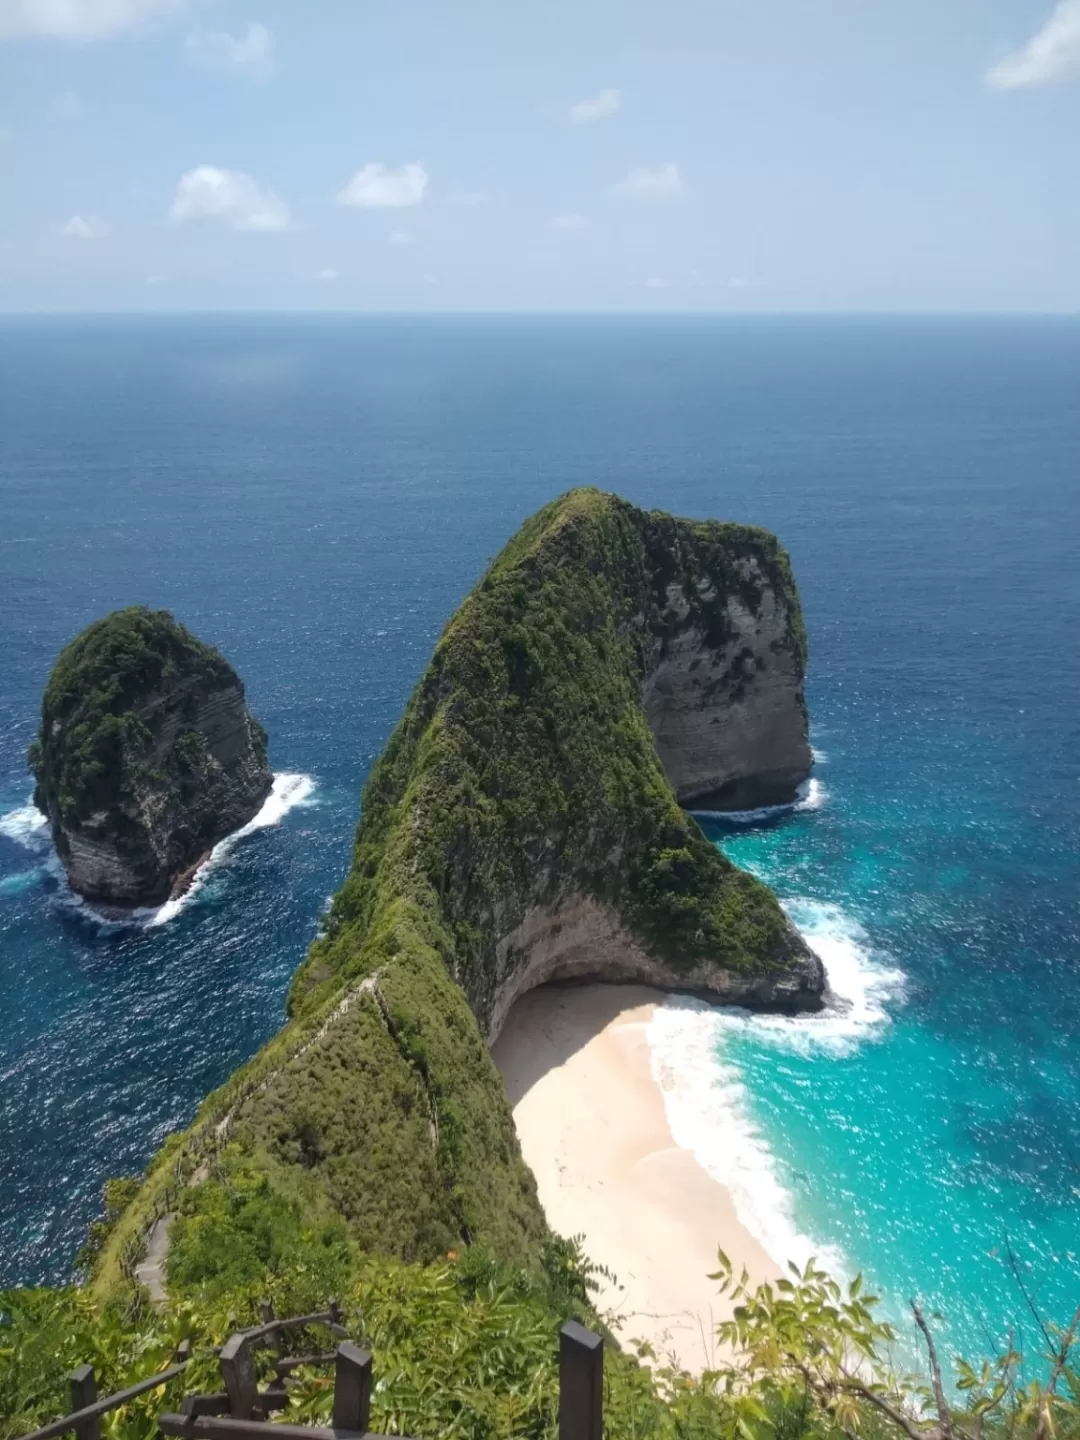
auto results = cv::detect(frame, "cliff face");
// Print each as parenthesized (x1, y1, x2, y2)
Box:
(399, 496, 819, 1041)
(30, 607, 272, 908)
(103, 492, 820, 1295)
(641, 551, 811, 810)
(298, 491, 820, 1034)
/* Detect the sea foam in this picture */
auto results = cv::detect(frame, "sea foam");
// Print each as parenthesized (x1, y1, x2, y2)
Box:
(144, 772, 316, 927)
(690, 775, 828, 826)
(0, 803, 49, 850)
(647, 897, 904, 1277)
(0, 774, 315, 928)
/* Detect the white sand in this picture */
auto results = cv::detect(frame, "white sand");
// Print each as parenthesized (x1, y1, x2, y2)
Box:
(493, 983, 780, 1374)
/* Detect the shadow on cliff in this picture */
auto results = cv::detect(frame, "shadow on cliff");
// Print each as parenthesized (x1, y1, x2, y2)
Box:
(492, 980, 674, 1108)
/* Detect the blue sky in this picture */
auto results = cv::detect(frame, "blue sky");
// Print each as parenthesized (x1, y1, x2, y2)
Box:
(0, 0, 1078, 312)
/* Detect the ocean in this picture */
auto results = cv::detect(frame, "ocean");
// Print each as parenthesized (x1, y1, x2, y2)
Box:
(1, 315, 1077, 1369)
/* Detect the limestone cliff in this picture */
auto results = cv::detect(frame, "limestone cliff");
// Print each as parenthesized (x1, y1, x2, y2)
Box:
(102, 491, 821, 1293)
(297, 490, 821, 1037)
(30, 607, 272, 908)
(640, 521, 811, 810)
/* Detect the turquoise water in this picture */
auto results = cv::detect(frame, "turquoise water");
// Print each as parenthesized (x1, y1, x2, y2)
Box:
(686, 707, 1080, 1364)
(1, 316, 1077, 1368)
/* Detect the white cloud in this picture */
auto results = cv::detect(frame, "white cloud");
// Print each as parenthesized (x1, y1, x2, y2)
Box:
(186, 22, 274, 79)
(986, 0, 1080, 87)
(338, 162, 427, 209)
(422, 272, 437, 285)
(551, 213, 588, 229)
(58, 213, 111, 238)
(49, 88, 82, 118)
(0, 0, 182, 40)
(612, 162, 682, 199)
(145, 273, 164, 285)
(644, 276, 670, 289)
(569, 87, 620, 123)
(316, 267, 338, 281)
(389, 229, 415, 246)
(168, 165, 289, 231)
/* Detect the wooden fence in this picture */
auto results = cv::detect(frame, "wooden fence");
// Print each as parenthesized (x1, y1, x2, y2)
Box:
(15, 1308, 605, 1440)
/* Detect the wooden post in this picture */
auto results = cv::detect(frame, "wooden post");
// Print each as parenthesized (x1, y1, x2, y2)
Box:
(218, 1335, 259, 1420)
(69, 1366, 101, 1440)
(328, 1300, 347, 1340)
(332, 1343, 372, 1434)
(260, 1302, 285, 1357)
(559, 1322, 603, 1440)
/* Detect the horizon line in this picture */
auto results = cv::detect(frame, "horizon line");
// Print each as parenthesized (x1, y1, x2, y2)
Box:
(1, 307, 1078, 320)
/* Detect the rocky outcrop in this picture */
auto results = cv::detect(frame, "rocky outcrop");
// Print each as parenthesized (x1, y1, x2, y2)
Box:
(30, 607, 272, 909)
(642, 560, 811, 810)
(298, 488, 825, 1037)
(488, 891, 822, 1043)
(107, 492, 823, 1284)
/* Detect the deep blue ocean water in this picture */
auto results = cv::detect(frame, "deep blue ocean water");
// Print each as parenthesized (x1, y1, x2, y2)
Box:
(1, 316, 1077, 1368)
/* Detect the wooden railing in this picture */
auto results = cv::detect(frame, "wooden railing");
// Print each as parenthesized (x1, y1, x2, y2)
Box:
(16, 1344, 192, 1440)
(15, 1308, 605, 1440)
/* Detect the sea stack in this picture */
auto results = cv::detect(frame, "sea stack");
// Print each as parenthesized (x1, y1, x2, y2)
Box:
(29, 606, 272, 909)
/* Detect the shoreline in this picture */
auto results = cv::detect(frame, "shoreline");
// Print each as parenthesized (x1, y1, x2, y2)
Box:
(492, 982, 780, 1373)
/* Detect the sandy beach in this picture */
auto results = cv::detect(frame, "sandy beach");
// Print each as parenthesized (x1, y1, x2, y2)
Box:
(492, 983, 780, 1373)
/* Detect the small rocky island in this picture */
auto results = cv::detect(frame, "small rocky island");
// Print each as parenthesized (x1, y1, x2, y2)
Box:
(30, 606, 272, 909)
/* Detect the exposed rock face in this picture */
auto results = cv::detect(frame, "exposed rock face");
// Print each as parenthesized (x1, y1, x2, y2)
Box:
(642, 561, 812, 810)
(488, 891, 823, 1044)
(30, 607, 272, 909)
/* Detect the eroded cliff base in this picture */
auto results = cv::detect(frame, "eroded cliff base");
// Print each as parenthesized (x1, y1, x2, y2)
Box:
(489, 892, 825, 1044)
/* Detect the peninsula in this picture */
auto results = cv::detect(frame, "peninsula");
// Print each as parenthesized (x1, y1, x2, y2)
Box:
(97, 487, 820, 1295)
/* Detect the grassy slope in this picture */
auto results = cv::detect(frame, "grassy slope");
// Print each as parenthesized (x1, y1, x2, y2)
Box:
(97, 489, 808, 1299)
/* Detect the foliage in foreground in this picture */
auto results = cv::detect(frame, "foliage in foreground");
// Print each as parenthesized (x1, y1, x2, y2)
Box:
(709, 1254, 1080, 1440)
(4, 1221, 1079, 1440)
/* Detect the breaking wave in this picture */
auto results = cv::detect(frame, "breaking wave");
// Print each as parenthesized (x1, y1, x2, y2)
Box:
(0, 803, 49, 850)
(144, 772, 317, 927)
(0, 773, 316, 928)
(647, 897, 904, 1276)
(690, 775, 828, 826)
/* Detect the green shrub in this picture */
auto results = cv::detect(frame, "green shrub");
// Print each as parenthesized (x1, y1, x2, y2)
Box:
(4, 1247, 1078, 1440)
(30, 607, 234, 828)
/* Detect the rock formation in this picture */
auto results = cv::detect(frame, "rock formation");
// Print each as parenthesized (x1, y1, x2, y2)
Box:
(103, 491, 823, 1290)
(30, 607, 272, 909)
(641, 546, 811, 810)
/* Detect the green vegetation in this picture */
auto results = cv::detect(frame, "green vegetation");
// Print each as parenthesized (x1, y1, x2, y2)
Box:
(300, 487, 808, 1021)
(29, 605, 271, 904)
(4, 1215, 1078, 1440)
(30, 606, 234, 829)
(88, 490, 811, 1294)
(74, 1178, 144, 1278)
(4, 492, 1078, 1440)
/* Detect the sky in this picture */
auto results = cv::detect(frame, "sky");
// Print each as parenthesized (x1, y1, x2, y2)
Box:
(0, 0, 1078, 312)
